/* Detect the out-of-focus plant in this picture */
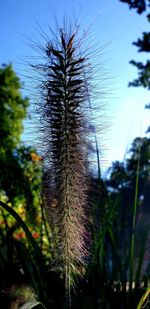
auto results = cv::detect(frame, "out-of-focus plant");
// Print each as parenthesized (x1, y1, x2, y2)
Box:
(85, 134, 150, 308)
(136, 286, 150, 309)
(0, 64, 51, 306)
(0, 64, 43, 228)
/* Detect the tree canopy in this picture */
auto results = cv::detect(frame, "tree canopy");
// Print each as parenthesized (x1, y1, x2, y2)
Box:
(121, 1, 150, 91)
(0, 64, 42, 222)
(0, 64, 29, 157)
(119, 0, 150, 131)
(119, 0, 150, 14)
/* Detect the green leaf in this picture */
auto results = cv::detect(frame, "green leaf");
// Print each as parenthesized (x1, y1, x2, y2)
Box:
(0, 201, 42, 258)
(136, 287, 150, 309)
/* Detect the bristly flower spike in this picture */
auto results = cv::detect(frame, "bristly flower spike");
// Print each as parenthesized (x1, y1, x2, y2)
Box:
(37, 24, 95, 308)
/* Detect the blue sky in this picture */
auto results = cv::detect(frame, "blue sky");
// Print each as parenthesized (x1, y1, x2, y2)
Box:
(0, 0, 149, 174)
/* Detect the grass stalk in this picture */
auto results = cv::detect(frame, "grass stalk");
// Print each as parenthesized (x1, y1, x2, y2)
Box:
(136, 287, 150, 309)
(0, 201, 41, 257)
(129, 145, 141, 288)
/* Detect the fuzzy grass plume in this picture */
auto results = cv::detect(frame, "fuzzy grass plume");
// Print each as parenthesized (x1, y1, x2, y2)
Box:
(34, 25, 93, 302)
(31, 20, 107, 307)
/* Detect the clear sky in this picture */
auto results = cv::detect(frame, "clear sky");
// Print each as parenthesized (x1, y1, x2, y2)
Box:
(0, 0, 149, 174)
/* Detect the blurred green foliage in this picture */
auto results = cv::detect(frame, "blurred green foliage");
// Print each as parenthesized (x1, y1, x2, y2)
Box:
(119, 0, 150, 106)
(0, 64, 43, 223)
(0, 64, 29, 154)
(0, 64, 46, 279)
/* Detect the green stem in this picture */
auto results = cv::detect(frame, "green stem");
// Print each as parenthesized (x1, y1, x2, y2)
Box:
(129, 145, 141, 288)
